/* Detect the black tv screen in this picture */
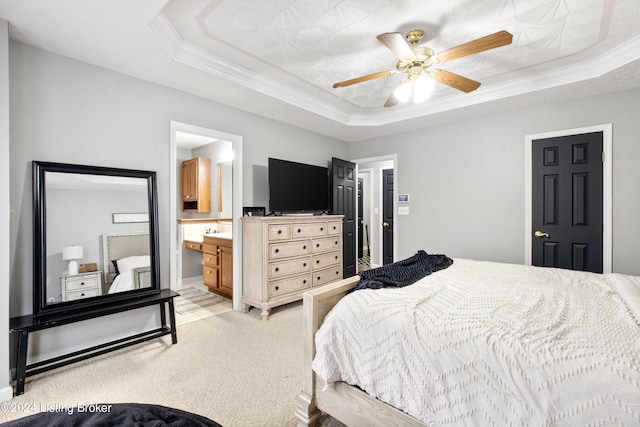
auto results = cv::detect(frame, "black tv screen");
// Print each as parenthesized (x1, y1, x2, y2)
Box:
(268, 158, 329, 213)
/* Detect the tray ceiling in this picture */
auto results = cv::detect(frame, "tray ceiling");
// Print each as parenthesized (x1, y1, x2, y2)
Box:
(2, 0, 640, 141)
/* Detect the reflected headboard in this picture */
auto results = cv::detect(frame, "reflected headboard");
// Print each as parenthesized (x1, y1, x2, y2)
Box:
(100, 232, 150, 292)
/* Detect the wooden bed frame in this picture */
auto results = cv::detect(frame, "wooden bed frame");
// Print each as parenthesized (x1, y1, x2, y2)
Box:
(294, 276, 426, 427)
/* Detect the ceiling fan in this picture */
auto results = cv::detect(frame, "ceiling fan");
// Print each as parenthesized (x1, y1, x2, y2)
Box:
(333, 29, 513, 107)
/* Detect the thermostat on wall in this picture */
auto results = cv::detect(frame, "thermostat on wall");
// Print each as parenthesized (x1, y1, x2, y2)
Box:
(398, 194, 410, 203)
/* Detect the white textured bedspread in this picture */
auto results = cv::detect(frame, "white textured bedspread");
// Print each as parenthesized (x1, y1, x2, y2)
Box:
(312, 259, 640, 425)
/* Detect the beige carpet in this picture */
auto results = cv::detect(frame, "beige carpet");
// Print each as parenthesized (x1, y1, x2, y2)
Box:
(0, 302, 344, 427)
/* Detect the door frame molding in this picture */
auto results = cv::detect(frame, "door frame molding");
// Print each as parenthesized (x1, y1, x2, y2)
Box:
(351, 155, 398, 266)
(524, 124, 612, 272)
(169, 121, 244, 311)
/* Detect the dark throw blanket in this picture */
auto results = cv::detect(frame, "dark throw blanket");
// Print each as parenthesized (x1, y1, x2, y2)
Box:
(0, 403, 221, 427)
(351, 250, 453, 292)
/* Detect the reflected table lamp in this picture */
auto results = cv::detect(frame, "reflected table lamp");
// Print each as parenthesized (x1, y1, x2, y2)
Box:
(62, 245, 83, 275)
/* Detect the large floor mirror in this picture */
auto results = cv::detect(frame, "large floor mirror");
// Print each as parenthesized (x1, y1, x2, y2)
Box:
(33, 161, 160, 317)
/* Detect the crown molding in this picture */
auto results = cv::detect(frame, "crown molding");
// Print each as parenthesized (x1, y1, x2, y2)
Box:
(149, 12, 349, 124)
(150, 11, 640, 128)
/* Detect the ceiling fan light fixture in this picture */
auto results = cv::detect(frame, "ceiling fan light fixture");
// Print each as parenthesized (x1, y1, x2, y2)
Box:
(393, 78, 413, 102)
(413, 74, 434, 103)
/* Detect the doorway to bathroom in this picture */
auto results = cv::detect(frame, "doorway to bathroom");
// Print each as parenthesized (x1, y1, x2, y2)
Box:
(169, 121, 244, 313)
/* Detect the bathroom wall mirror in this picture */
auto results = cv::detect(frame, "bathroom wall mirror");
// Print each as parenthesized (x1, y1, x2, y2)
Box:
(33, 161, 160, 317)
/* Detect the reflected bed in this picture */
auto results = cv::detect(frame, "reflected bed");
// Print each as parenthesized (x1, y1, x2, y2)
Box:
(100, 232, 151, 294)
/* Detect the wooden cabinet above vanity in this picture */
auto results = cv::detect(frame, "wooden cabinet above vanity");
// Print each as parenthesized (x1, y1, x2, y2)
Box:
(181, 157, 211, 213)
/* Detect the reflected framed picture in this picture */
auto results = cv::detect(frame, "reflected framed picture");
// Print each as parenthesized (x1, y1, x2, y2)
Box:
(112, 213, 149, 223)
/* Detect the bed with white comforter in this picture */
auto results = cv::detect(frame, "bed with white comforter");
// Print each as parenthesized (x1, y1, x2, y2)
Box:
(312, 259, 640, 425)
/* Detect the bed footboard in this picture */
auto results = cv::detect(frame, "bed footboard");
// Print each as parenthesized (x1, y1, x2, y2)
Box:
(294, 275, 359, 427)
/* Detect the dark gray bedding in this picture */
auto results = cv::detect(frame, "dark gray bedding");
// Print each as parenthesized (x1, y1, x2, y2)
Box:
(0, 403, 221, 427)
(351, 250, 453, 292)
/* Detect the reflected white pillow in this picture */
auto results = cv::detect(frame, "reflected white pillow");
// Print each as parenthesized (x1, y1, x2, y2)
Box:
(116, 255, 150, 273)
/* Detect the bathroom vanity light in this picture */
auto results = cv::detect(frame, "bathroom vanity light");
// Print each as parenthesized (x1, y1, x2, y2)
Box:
(62, 245, 84, 275)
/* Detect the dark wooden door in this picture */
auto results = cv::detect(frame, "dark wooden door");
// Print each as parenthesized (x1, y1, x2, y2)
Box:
(357, 177, 363, 258)
(531, 132, 603, 272)
(331, 157, 357, 277)
(382, 169, 394, 265)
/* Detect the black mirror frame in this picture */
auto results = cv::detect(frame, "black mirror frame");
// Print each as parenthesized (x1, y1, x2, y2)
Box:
(33, 161, 161, 317)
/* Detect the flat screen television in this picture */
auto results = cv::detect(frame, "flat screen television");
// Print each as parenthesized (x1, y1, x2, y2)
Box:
(268, 158, 329, 213)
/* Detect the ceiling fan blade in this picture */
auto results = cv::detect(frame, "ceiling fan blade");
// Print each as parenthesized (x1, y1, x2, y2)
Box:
(333, 70, 394, 88)
(376, 32, 415, 61)
(431, 69, 481, 93)
(384, 91, 399, 108)
(436, 30, 513, 63)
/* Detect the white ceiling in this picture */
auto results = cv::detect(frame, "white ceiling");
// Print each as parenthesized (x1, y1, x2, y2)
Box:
(1, 0, 640, 142)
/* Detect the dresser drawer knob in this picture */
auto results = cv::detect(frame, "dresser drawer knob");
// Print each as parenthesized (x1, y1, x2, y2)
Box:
(303, 280, 307, 284)
(302, 245, 307, 250)
(316, 244, 320, 248)
(316, 260, 320, 264)
(275, 286, 279, 291)
(80, 282, 85, 285)
(275, 249, 279, 253)
(278, 230, 282, 234)
(297, 228, 301, 233)
(320, 227, 324, 231)
(275, 267, 279, 272)
(303, 263, 307, 267)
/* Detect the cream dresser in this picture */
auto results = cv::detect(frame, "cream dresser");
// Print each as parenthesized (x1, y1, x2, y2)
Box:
(60, 271, 102, 302)
(242, 215, 343, 320)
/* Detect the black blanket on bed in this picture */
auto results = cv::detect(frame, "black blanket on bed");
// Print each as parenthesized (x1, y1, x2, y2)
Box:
(0, 403, 221, 427)
(351, 250, 453, 292)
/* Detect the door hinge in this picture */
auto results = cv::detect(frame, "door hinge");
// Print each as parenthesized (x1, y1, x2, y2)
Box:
(601, 152, 605, 162)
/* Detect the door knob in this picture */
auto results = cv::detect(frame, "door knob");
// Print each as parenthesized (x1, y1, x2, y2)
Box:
(382, 222, 389, 227)
(534, 230, 550, 238)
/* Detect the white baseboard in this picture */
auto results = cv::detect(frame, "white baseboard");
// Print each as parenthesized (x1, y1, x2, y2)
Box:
(0, 385, 13, 402)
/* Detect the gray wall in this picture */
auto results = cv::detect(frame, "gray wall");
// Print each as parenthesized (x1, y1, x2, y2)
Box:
(7, 41, 347, 364)
(349, 87, 640, 275)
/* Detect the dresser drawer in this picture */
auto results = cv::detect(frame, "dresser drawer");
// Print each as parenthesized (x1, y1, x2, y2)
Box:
(65, 275, 100, 291)
(202, 243, 218, 254)
(268, 224, 291, 241)
(291, 222, 328, 238)
(203, 252, 218, 266)
(65, 288, 100, 301)
(268, 274, 311, 297)
(184, 241, 202, 251)
(204, 265, 219, 287)
(327, 221, 342, 235)
(312, 267, 342, 287)
(268, 257, 311, 279)
(311, 236, 341, 253)
(269, 240, 311, 260)
(312, 251, 341, 270)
